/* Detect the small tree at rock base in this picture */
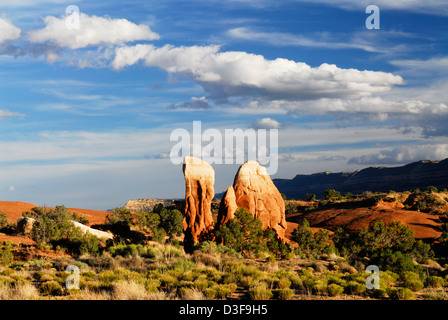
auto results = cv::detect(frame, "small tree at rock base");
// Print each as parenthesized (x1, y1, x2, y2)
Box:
(215, 208, 265, 257)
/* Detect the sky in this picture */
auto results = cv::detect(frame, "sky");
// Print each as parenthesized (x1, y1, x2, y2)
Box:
(0, 0, 448, 210)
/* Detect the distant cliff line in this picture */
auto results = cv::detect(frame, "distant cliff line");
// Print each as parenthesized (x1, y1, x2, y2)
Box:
(273, 159, 448, 200)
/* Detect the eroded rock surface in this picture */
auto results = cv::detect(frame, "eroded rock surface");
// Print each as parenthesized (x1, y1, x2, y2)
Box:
(182, 156, 215, 251)
(218, 160, 287, 240)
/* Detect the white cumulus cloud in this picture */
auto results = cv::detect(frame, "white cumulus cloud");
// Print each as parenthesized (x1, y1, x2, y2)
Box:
(28, 13, 160, 49)
(251, 117, 282, 129)
(112, 44, 404, 102)
(0, 18, 21, 43)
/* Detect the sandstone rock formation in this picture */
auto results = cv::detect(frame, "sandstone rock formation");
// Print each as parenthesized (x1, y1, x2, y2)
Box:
(124, 198, 183, 213)
(217, 186, 238, 226)
(17, 217, 35, 234)
(182, 156, 215, 251)
(218, 160, 287, 240)
(71, 221, 114, 240)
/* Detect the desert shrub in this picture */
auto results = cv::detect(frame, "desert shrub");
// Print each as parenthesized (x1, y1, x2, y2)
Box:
(290, 219, 315, 253)
(285, 203, 297, 215)
(0, 211, 8, 229)
(324, 189, 341, 201)
(395, 287, 415, 300)
(247, 282, 273, 300)
(107, 243, 156, 258)
(277, 277, 292, 289)
(427, 275, 445, 288)
(70, 212, 89, 225)
(0, 241, 13, 266)
(159, 208, 183, 238)
(344, 280, 366, 295)
(311, 279, 328, 295)
(401, 271, 424, 291)
(31, 206, 73, 244)
(172, 259, 195, 272)
(291, 219, 333, 256)
(372, 250, 423, 276)
(410, 240, 433, 263)
(214, 283, 236, 299)
(273, 288, 294, 300)
(421, 290, 448, 300)
(137, 207, 183, 241)
(379, 270, 399, 289)
(28, 205, 101, 256)
(136, 212, 160, 233)
(215, 208, 265, 257)
(40, 280, 63, 296)
(332, 220, 433, 275)
(263, 228, 292, 259)
(106, 207, 133, 226)
(105, 207, 148, 244)
(327, 283, 344, 297)
(204, 287, 217, 299)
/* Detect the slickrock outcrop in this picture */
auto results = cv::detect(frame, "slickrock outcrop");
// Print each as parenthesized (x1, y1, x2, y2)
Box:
(218, 160, 287, 240)
(17, 217, 113, 240)
(182, 156, 215, 251)
(71, 221, 114, 240)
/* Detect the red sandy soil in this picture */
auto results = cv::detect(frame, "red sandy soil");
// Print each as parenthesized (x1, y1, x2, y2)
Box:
(0, 201, 111, 248)
(0, 234, 35, 245)
(286, 200, 442, 241)
(0, 201, 110, 226)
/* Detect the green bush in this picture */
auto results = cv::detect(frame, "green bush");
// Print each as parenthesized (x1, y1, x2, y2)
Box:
(31, 206, 73, 244)
(345, 281, 366, 295)
(137, 207, 183, 241)
(324, 189, 341, 201)
(0, 211, 8, 229)
(247, 283, 273, 300)
(273, 288, 294, 300)
(159, 208, 184, 238)
(290, 219, 315, 252)
(106, 207, 133, 226)
(263, 228, 292, 259)
(291, 219, 333, 256)
(327, 283, 344, 297)
(401, 271, 424, 292)
(427, 276, 445, 288)
(0, 241, 13, 266)
(396, 287, 415, 300)
(215, 208, 265, 257)
(40, 280, 63, 296)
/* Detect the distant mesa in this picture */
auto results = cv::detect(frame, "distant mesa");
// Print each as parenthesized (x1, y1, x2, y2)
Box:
(124, 198, 183, 213)
(273, 158, 448, 200)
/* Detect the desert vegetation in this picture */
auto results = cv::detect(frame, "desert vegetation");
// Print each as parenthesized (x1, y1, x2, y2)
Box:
(0, 188, 447, 300)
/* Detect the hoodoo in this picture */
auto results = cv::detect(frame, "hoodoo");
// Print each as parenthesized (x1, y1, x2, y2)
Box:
(182, 156, 215, 252)
(217, 160, 287, 240)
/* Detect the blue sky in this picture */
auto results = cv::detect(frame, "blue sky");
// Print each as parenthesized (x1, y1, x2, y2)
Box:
(1, 0, 448, 209)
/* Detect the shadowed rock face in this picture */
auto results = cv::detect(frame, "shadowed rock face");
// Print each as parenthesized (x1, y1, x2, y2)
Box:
(182, 156, 215, 252)
(218, 160, 287, 240)
(217, 185, 238, 227)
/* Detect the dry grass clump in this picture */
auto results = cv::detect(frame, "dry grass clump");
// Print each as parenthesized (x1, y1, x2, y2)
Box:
(111, 279, 153, 300)
(0, 282, 39, 300)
